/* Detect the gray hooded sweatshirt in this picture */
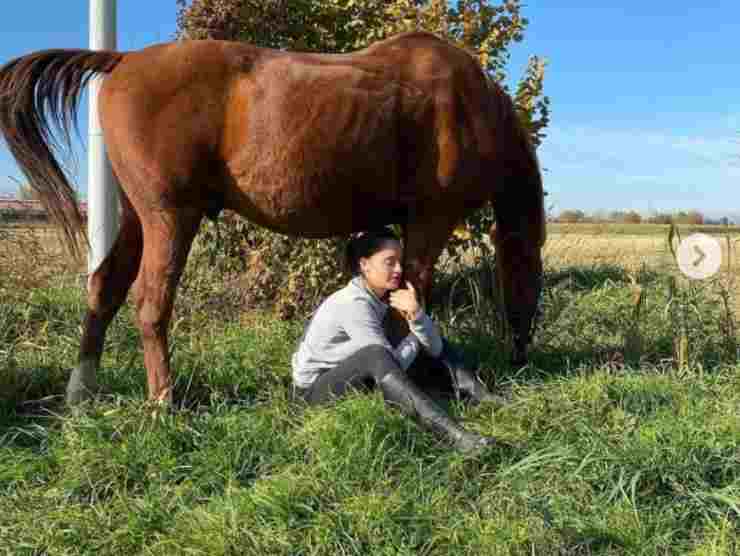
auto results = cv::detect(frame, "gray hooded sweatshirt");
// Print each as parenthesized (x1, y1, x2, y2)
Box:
(291, 276, 443, 388)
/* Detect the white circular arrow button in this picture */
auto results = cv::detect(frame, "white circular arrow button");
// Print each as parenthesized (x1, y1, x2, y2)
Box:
(677, 233, 722, 280)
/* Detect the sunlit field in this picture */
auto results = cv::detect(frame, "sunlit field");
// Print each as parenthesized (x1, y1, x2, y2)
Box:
(543, 223, 740, 315)
(1, 222, 738, 555)
(545, 223, 740, 269)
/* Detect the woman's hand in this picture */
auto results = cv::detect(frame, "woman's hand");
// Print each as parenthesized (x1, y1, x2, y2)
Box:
(389, 281, 422, 321)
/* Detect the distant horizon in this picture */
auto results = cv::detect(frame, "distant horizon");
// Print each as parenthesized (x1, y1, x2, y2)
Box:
(2, 191, 738, 225)
(548, 206, 740, 222)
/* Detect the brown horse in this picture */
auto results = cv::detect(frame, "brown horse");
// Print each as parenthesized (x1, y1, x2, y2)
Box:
(0, 31, 546, 404)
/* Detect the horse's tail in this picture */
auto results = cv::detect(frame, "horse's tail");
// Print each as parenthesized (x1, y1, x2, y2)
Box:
(0, 49, 125, 258)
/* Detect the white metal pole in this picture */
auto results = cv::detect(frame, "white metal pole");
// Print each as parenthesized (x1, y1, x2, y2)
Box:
(87, 0, 119, 277)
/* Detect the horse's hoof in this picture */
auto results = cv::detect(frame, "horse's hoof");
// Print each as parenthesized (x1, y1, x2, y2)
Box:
(147, 387, 175, 419)
(66, 365, 98, 405)
(511, 343, 528, 368)
(148, 399, 175, 420)
(65, 385, 96, 405)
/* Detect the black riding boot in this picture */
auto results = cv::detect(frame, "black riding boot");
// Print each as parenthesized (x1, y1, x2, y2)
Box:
(440, 340, 508, 407)
(378, 371, 496, 455)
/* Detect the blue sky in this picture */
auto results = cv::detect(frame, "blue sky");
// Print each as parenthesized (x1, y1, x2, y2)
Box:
(0, 2, 738, 219)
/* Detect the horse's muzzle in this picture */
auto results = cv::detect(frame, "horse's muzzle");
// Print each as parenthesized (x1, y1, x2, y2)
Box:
(512, 282, 544, 366)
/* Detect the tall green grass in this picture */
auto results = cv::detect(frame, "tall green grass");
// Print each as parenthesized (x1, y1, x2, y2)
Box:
(1, 226, 738, 555)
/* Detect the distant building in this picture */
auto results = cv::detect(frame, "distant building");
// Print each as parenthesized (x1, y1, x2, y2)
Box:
(0, 198, 88, 222)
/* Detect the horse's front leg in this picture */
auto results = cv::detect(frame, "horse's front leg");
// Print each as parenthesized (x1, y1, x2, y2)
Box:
(382, 205, 460, 343)
(401, 205, 460, 307)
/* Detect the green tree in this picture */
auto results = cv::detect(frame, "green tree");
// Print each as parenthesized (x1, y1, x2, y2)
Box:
(624, 210, 642, 224)
(647, 212, 673, 225)
(177, 0, 550, 317)
(557, 210, 586, 223)
(673, 210, 704, 225)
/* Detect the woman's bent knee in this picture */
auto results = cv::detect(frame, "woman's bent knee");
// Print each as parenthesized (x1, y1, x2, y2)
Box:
(351, 344, 401, 379)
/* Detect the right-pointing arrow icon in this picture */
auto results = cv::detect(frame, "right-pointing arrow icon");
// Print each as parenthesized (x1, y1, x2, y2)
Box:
(678, 233, 722, 280)
(692, 245, 706, 267)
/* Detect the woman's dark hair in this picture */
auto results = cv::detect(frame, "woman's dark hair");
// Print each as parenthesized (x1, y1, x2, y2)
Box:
(344, 227, 401, 276)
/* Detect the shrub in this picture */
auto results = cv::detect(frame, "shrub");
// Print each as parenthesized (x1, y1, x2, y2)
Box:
(190, 212, 349, 319)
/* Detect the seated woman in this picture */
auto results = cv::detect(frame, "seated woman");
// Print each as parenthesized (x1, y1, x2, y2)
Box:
(290, 227, 502, 454)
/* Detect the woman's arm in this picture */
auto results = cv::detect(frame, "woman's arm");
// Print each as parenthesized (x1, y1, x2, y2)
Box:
(341, 298, 422, 371)
(407, 310, 443, 358)
(389, 282, 443, 357)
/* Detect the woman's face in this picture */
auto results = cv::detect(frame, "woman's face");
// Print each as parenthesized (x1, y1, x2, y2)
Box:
(359, 240, 403, 296)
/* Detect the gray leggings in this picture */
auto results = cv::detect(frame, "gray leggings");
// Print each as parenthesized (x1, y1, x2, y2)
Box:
(293, 343, 456, 405)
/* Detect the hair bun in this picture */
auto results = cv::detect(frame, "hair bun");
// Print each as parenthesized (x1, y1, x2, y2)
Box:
(344, 227, 400, 276)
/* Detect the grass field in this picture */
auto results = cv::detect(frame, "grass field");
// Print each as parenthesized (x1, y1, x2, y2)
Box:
(543, 223, 740, 317)
(1, 223, 738, 555)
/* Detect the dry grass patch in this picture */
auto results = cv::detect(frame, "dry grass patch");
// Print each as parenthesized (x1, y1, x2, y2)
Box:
(0, 224, 83, 292)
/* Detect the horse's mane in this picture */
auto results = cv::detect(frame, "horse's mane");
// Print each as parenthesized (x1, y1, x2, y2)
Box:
(482, 72, 546, 246)
(482, 73, 540, 176)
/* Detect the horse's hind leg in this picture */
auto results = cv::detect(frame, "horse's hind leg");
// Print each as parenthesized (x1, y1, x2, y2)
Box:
(133, 208, 203, 403)
(67, 195, 143, 404)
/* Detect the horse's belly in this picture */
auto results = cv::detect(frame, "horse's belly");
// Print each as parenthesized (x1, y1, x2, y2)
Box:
(227, 174, 402, 237)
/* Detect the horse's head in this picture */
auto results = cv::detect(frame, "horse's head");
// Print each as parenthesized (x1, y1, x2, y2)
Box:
(481, 75, 547, 365)
(491, 142, 546, 366)
(491, 195, 545, 366)
(492, 226, 543, 366)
